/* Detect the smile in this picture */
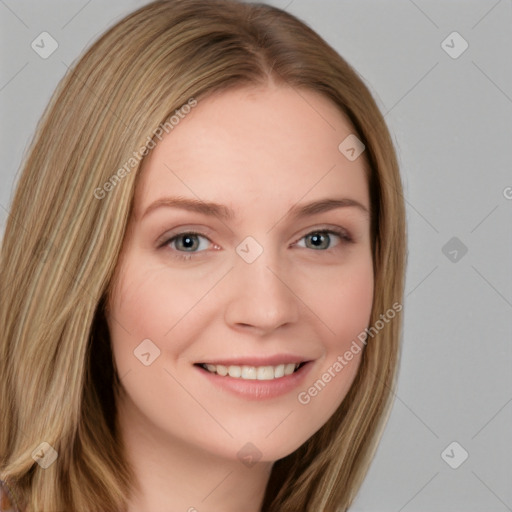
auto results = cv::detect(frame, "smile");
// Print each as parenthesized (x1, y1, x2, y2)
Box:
(194, 359, 313, 400)
(198, 362, 305, 380)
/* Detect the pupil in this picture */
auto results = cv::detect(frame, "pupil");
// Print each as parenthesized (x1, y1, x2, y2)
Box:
(310, 233, 327, 249)
(181, 235, 196, 250)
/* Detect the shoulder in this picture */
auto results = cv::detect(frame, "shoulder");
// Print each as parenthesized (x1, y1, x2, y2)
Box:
(0, 479, 20, 512)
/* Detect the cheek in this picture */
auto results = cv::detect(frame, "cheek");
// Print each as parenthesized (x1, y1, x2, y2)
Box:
(292, 254, 373, 434)
(327, 264, 374, 347)
(109, 256, 199, 337)
(107, 260, 184, 373)
(301, 252, 374, 351)
(323, 255, 374, 380)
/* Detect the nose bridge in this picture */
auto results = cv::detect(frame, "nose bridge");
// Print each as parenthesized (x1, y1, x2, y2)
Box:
(223, 235, 300, 332)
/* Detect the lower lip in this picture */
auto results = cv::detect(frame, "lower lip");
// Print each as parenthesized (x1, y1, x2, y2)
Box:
(195, 362, 313, 400)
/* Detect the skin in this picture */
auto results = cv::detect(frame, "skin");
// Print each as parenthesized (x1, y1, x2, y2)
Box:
(106, 83, 374, 512)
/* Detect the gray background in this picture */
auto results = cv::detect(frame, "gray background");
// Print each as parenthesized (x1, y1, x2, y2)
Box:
(1, 1, 511, 510)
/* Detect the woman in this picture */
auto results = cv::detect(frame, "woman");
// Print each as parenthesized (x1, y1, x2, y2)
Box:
(0, 0, 406, 510)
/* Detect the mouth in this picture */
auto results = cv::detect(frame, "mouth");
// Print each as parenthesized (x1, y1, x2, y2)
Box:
(195, 361, 308, 381)
(194, 358, 314, 400)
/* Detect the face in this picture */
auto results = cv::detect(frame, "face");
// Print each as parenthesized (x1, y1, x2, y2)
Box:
(106, 84, 374, 463)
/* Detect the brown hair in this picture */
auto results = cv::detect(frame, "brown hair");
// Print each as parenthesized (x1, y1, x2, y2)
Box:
(0, 1, 406, 510)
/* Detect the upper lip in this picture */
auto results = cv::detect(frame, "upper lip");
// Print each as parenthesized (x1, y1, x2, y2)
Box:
(196, 354, 311, 367)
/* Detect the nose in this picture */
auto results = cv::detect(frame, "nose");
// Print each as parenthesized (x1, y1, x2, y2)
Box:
(223, 248, 301, 336)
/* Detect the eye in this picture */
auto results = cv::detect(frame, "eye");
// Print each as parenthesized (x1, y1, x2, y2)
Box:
(161, 231, 214, 261)
(160, 227, 353, 262)
(294, 228, 352, 251)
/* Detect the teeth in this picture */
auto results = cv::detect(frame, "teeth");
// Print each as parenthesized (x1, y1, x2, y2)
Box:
(228, 365, 241, 378)
(216, 364, 228, 376)
(285, 363, 296, 376)
(242, 366, 257, 379)
(202, 362, 302, 380)
(257, 366, 274, 380)
(274, 364, 285, 378)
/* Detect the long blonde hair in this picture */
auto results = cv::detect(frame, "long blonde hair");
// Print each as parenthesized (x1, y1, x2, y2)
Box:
(0, 1, 406, 510)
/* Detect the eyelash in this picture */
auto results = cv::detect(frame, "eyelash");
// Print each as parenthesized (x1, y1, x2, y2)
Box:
(159, 227, 354, 262)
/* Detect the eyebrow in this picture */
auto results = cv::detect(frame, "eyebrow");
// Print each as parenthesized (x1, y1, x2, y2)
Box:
(141, 196, 369, 221)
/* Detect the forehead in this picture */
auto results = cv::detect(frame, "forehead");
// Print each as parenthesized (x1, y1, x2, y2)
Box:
(134, 85, 369, 219)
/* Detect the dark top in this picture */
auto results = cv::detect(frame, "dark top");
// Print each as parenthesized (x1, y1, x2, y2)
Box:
(0, 479, 20, 512)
